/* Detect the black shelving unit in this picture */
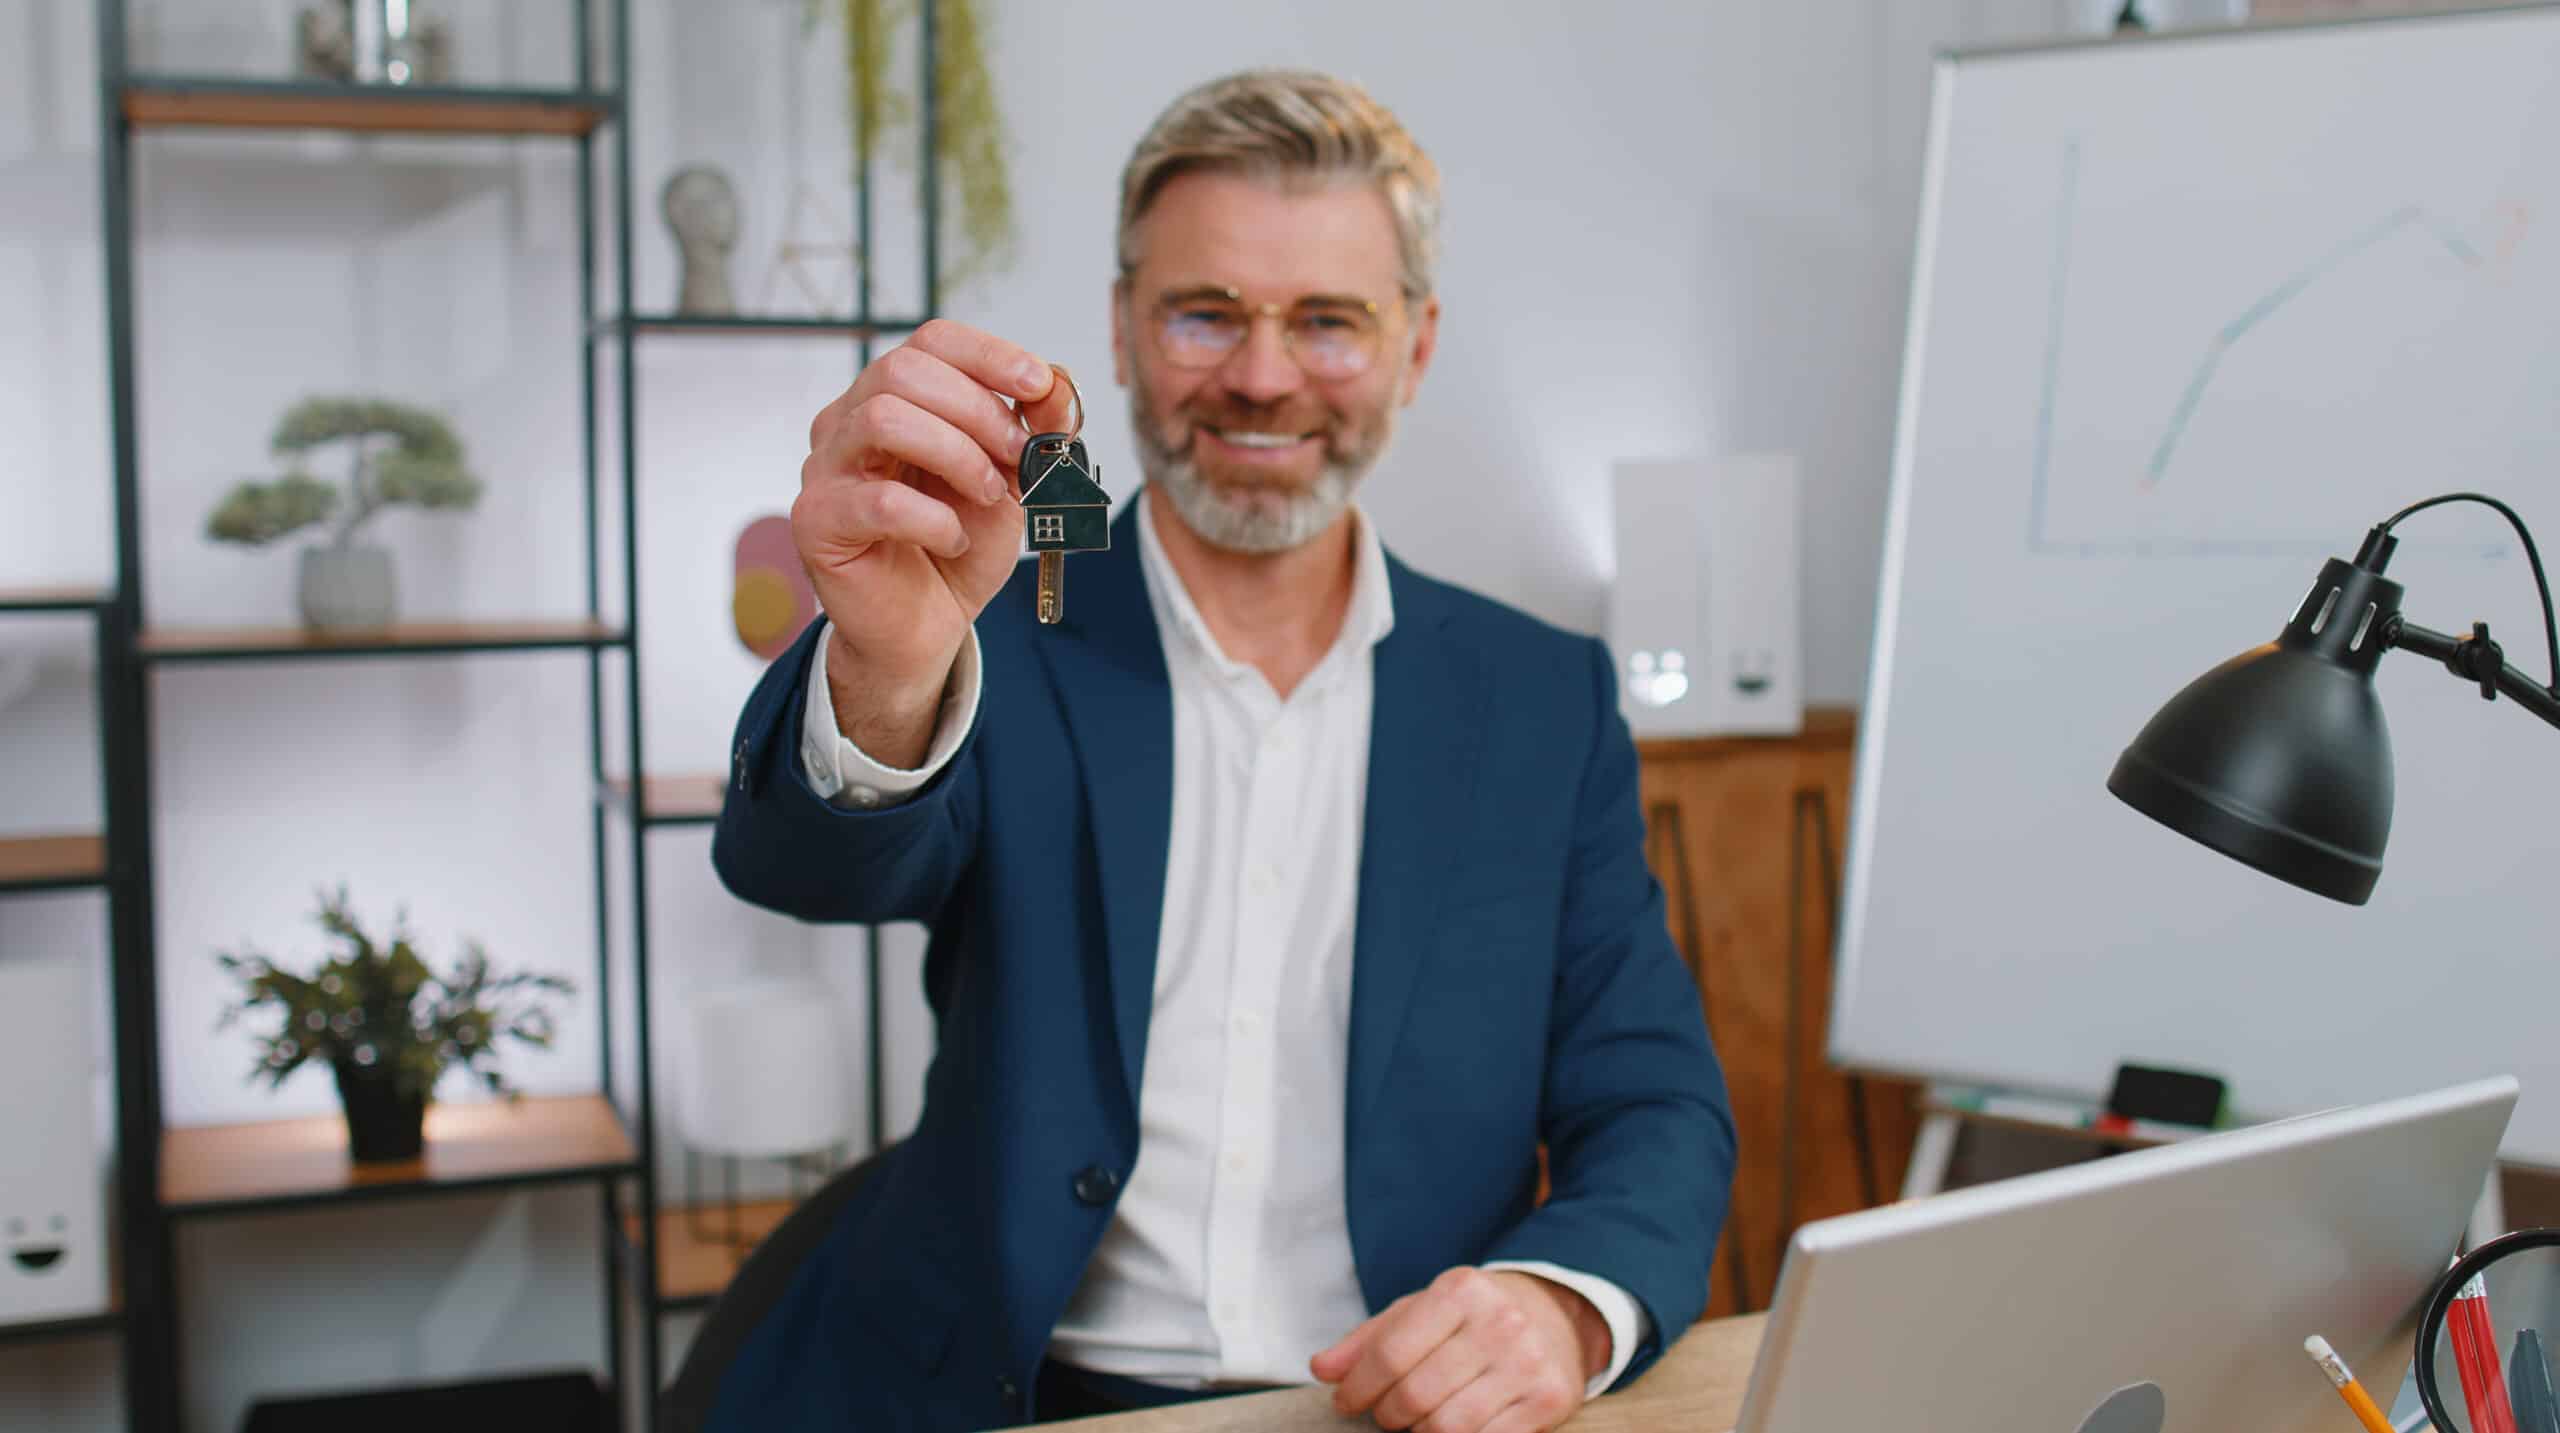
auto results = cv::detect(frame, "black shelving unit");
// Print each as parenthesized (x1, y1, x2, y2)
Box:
(592, 3, 942, 1410)
(90, 3, 644, 1429)
(75, 1, 945, 1423)
(0, 587, 135, 1388)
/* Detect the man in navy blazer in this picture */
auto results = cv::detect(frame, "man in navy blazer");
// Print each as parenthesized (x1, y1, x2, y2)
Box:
(707, 69, 1734, 1433)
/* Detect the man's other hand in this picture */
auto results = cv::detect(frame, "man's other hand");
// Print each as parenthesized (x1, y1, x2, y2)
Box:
(1310, 1267, 1609, 1432)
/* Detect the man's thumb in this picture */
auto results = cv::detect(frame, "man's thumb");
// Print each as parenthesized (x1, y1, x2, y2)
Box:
(1310, 1328, 1364, 1382)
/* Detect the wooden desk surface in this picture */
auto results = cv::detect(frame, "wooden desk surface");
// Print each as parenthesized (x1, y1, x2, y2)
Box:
(1036, 1314, 1767, 1433)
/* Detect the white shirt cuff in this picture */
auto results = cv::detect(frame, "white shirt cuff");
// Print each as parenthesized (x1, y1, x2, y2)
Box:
(799, 620, 982, 810)
(1482, 1260, 1651, 1400)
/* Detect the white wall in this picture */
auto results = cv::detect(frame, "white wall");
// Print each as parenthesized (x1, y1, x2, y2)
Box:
(942, 0, 2088, 709)
(1, 0, 2134, 1426)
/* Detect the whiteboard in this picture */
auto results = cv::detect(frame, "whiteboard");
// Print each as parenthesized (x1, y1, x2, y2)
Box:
(1832, 6, 2560, 1165)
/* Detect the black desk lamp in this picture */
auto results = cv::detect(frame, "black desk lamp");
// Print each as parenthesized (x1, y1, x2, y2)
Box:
(2108, 491, 2560, 1433)
(2107, 492, 2560, 904)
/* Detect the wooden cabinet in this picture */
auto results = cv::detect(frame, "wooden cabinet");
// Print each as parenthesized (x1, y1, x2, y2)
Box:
(1636, 710, 1921, 1320)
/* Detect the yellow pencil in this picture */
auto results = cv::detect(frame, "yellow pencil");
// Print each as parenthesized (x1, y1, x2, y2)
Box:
(2305, 1335, 2398, 1433)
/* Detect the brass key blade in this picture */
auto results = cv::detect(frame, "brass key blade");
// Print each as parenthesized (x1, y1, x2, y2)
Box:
(1037, 551, 1065, 624)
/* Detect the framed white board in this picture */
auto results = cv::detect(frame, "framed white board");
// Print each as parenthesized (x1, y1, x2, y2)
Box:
(1832, 5, 2560, 1164)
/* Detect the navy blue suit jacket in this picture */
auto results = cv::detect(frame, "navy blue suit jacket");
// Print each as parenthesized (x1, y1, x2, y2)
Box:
(707, 502, 1734, 1431)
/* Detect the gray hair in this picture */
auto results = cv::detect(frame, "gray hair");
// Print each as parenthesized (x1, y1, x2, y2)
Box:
(1116, 69, 1442, 299)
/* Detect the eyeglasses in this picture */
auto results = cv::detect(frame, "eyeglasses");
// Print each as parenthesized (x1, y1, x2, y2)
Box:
(1145, 285, 1394, 381)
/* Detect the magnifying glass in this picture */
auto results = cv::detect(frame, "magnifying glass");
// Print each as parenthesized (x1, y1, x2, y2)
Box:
(2415, 1229, 2560, 1432)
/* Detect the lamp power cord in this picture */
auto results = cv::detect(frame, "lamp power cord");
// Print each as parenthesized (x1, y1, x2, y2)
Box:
(2375, 491, 2560, 703)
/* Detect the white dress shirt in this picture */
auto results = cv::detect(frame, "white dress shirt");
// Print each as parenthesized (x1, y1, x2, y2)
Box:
(799, 496, 1647, 1397)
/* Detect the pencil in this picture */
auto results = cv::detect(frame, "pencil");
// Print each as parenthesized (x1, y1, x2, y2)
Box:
(2453, 1271, 2524, 1433)
(2303, 1335, 2397, 1433)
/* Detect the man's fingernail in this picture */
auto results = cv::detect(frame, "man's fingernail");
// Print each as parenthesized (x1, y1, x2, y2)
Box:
(1017, 360, 1050, 395)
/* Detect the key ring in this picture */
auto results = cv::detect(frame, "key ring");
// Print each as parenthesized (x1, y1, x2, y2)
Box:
(1048, 362, 1082, 440)
(1022, 365, 1084, 488)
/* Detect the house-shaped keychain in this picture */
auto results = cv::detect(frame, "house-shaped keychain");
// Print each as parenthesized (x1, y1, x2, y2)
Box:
(1021, 433, 1109, 551)
(1020, 431, 1109, 624)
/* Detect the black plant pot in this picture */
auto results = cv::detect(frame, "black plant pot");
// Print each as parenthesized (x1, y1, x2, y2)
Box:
(333, 1062, 428, 1163)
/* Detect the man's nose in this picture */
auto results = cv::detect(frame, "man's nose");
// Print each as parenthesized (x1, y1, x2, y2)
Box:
(1217, 315, 1306, 405)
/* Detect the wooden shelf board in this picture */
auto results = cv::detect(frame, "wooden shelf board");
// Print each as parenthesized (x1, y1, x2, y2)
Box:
(0, 834, 108, 892)
(0, 585, 111, 613)
(123, 79, 612, 137)
(611, 314, 927, 339)
(629, 1198, 800, 1309)
(1635, 705, 1857, 763)
(162, 1093, 637, 1216)
(139, 618, 625, 662)
(0, 1301, 121, 1348)
(605, 773, 727, 826)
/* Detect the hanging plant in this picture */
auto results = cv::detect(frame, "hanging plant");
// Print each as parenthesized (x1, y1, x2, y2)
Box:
(923, 0, 1014, 292)
(802, 0, 1015, 294)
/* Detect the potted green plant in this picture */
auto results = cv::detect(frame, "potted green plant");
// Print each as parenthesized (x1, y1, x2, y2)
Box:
(214, 887, 572, 1163)
(205, 396, 483, 629)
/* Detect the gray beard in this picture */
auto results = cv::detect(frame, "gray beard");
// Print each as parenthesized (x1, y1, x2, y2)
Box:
(1123, 349, 1403, 554)
(1146, 451, 1363, 555)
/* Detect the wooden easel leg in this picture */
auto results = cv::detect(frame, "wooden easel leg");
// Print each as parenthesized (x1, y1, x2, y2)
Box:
(1792, 787, 1882, 1210)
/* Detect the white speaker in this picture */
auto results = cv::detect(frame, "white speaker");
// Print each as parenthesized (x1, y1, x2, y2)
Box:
(1606, 455, 1803, 738)
(0, 958, 109, 1324)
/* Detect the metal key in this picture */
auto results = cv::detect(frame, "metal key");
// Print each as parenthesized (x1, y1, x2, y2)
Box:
(1020, 433, 1109, 625)
(1018, 363, 1106, 625)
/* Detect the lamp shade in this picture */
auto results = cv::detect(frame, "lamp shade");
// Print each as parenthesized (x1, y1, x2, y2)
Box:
(2107, 557, 2402, 905)
(676, 979, 858, 1159)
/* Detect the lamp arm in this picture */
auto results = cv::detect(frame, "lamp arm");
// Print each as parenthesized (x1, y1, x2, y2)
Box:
(2385, 617, 2560, 731)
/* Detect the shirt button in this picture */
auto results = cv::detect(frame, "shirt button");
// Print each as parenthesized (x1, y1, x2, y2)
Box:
(996, 1374, 1020, 1408)
(1224, 1151, 1248, 1176)
(847, 785, 880, 808)
(1234, 1010, 1260, 1033)
(1071, 1164, 1121, 1205)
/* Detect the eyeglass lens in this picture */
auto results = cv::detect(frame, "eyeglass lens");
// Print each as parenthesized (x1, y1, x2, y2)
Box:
(1156, 297, 1382, 379)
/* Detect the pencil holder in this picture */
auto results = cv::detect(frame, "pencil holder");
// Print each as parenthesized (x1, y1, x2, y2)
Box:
(2414, 1227, 2560, 1432)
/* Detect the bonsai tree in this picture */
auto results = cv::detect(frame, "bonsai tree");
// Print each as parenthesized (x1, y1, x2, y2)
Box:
(215, 887, 571, 1160)
(206, 396, 483, 548)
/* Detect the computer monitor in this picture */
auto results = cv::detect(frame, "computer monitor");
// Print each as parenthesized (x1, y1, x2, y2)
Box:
(1736, 1075, 2518, 1433)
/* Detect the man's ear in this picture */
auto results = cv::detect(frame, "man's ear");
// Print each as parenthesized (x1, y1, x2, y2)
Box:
(1110, 279, 1132, 387)
(1398, 294, 1441, 407)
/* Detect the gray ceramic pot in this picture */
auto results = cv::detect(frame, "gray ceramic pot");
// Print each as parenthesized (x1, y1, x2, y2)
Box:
(298, 543, 396, 629)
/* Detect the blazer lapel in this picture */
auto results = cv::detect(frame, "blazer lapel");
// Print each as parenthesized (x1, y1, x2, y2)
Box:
(1348, 557, 1489, 1142)
(1029, 502, 1173, 1117)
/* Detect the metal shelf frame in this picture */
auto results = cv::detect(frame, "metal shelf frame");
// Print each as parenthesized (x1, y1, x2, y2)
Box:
(90, 3, 642, 1427)
(78, 1, 940, 1423)
(0, 599, 126, 1353)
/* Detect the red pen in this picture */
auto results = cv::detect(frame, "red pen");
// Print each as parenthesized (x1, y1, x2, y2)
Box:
(2450, 1268, 2521, 1433)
